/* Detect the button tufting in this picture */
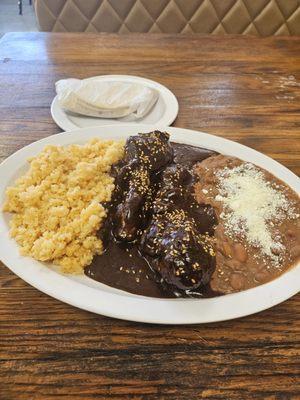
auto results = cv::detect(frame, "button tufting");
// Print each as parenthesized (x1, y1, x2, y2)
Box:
(35, 0, 300, 35)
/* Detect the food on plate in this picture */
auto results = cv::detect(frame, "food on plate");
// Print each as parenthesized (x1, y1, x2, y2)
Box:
(194, 155, 300, 294)
(85, 131, 218, 297)
(85, 131, 300, 298)
(3, 131, 300, 297)
(56, 79, 159, 119)
(3, 139, 124, 272)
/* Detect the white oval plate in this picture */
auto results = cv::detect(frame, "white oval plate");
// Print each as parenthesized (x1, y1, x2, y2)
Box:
(0, 125, 299, 324)
(51, 75, 179, 131)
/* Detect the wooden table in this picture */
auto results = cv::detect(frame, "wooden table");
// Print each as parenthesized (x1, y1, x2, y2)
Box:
(0, 33, 299, 400)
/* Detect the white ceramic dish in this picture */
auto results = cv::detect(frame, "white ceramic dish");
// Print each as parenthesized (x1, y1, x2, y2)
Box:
(51, 75, 179, 131)
(0, 125, 299, 324)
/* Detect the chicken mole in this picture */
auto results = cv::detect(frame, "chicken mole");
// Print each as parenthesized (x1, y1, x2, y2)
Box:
(84, 131, 220, 298)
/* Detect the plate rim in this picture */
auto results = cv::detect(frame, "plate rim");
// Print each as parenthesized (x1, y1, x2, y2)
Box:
(0, 124, 299, 325)
(51, 75, 179, 131)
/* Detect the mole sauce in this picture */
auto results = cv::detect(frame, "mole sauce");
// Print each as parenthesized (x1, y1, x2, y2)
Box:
(85, 132, 221, 298)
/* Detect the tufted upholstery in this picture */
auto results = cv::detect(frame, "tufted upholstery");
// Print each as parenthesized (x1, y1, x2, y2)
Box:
(34, 0, 300, 36)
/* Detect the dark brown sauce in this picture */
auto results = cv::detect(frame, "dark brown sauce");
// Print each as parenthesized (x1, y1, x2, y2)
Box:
(85, 135, 221, 298)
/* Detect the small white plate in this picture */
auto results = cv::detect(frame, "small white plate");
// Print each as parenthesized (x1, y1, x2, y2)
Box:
(0, 125, 299, 324)
(51, 75, 179, 131)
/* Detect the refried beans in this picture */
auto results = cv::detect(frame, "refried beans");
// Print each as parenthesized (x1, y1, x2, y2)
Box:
(194, 155, 300, 294)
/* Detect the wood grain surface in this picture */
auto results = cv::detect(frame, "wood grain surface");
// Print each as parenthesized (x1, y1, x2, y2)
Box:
(0, 32, 299, 400)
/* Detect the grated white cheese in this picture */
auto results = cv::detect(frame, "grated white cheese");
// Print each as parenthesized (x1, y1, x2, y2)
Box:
(215, 163, 297, 263)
